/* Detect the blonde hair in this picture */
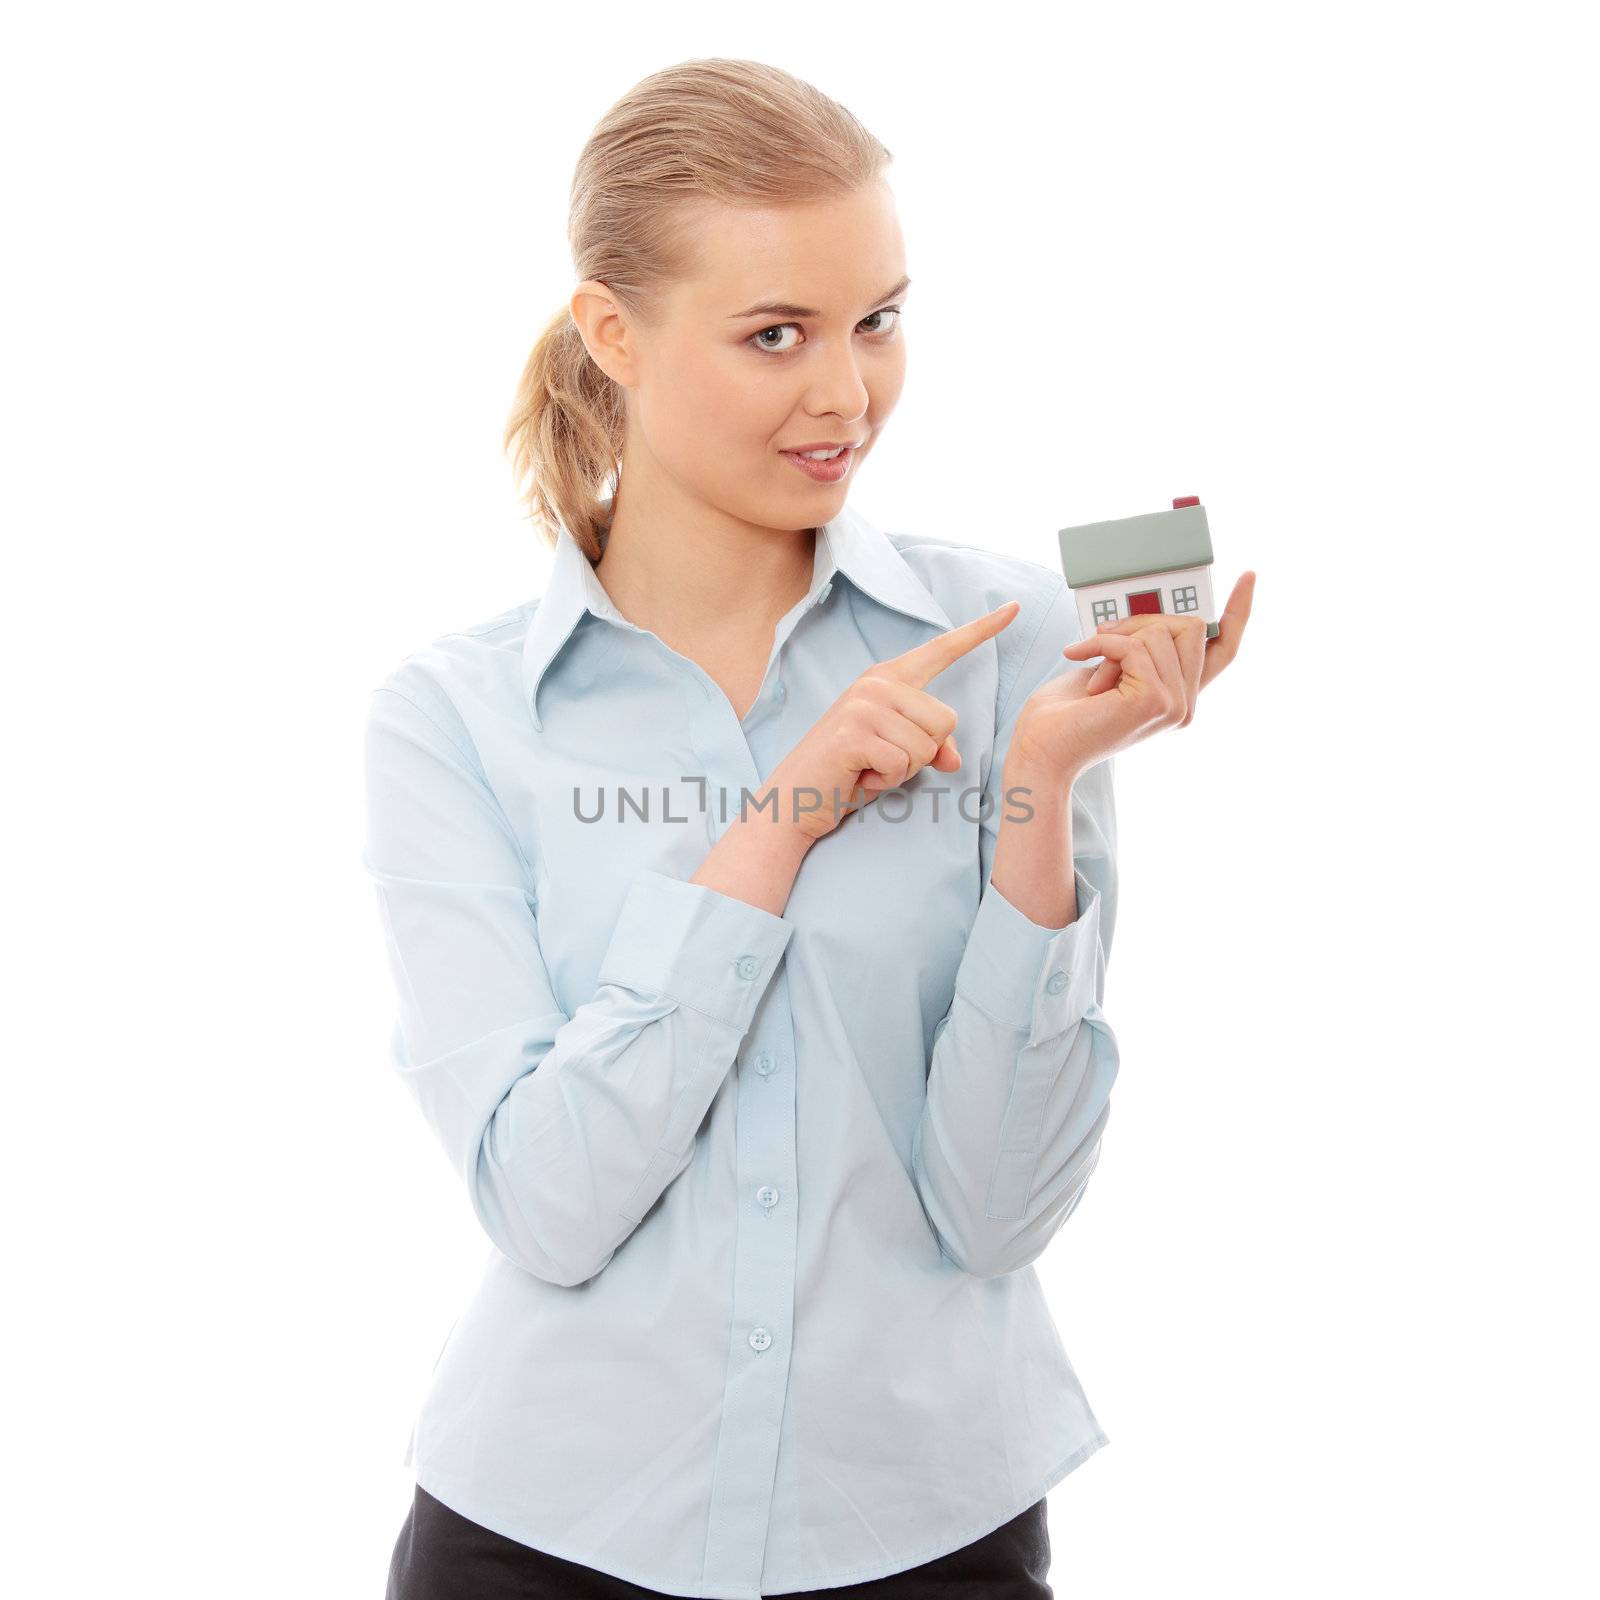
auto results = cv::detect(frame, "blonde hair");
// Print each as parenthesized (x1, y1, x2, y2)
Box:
(501, 58, 893, 559)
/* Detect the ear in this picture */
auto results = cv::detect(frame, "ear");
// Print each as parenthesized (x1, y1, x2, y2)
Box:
(570, 280, 639, 388)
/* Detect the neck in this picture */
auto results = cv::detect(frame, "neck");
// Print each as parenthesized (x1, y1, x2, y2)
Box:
(592, 468, 818, 646)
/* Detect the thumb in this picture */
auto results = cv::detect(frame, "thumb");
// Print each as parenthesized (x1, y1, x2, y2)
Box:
(1064, 638, 1121, 695)
(1086, 658, 1120, 694)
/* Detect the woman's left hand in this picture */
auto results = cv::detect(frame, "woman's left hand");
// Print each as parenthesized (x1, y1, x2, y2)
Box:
(1008, 570, 1256, 782)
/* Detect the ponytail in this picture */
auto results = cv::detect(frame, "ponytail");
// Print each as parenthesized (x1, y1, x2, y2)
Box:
(502, 304, 626, 558)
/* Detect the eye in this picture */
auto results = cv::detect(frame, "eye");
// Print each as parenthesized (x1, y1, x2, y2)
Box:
(747, 306, 903, 355)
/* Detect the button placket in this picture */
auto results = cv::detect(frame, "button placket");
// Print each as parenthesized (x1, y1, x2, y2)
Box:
(697, 738, 799, 1594)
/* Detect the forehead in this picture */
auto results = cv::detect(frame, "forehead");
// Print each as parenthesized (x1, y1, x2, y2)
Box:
(673, 184, 904, 310)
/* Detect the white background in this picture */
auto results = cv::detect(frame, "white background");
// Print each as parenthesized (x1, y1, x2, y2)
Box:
(6, 3, 1596, 1595)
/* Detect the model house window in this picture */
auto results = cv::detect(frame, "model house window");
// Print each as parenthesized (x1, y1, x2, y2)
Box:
(1092, 598, 1119, 624)
(1172, 585, 1199, 613)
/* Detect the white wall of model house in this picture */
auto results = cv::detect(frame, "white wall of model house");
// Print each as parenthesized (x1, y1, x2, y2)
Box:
(1070, 563, 1216, 640)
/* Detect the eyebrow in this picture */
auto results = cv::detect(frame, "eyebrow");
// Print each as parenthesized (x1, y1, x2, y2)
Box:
(726, 275, 912, 321)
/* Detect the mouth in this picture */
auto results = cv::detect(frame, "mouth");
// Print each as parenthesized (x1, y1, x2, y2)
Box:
(780, 442, 857, 484)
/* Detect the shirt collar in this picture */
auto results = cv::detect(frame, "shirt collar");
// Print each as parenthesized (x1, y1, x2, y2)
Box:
(521, 502, 953, 729)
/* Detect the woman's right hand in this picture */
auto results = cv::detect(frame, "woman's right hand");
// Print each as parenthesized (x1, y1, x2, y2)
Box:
(759, 601, 1023, 845)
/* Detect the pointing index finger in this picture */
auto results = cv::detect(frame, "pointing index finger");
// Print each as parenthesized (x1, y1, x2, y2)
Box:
(881, 600, 1022, 688)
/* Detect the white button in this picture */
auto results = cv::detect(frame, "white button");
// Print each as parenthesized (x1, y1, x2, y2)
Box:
(774, 681, 786, 701)
(757, 1186, 779, 1209)
(753, 1049, 776, 1076)
(735, 955, 760, 980)
(1046, 970, 1068, 994)
(749, 1328, 772, 1352)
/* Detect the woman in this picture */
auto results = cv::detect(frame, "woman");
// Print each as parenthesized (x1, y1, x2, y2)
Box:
(365, 57, 1254, 1600)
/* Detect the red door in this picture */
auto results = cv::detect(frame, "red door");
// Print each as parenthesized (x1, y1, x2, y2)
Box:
(1127, 589, 1163, 616)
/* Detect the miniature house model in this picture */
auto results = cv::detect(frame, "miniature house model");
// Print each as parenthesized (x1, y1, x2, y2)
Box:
(1057, 496, 1220, 642)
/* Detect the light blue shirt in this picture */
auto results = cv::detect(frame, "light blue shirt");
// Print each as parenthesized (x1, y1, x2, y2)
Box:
(361, 501, 1121, 1598)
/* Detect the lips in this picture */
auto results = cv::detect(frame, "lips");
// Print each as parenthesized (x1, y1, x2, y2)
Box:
(781, 443, 855, 483)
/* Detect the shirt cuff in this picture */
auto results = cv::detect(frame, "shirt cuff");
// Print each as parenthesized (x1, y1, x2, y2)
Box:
(953, 866, 1105, 1036)
(596, 867, 795, 1031)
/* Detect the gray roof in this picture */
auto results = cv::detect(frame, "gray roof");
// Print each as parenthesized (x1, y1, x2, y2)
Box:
(1058, 502, 1213, 587)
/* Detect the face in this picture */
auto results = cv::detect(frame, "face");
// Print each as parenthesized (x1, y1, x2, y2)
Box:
(573, 178, 909, 536)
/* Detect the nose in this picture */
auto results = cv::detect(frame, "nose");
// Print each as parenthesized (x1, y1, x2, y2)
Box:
(806, 339, 871, 425)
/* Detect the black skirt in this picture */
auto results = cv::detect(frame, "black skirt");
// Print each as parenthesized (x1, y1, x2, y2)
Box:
(386, 1482, 1052, 1599)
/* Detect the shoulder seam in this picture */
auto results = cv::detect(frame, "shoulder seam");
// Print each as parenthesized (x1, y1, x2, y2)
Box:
(441, 600, 536, 643)
(370, 684, 483, 774)
(368, 685, 537, 889)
